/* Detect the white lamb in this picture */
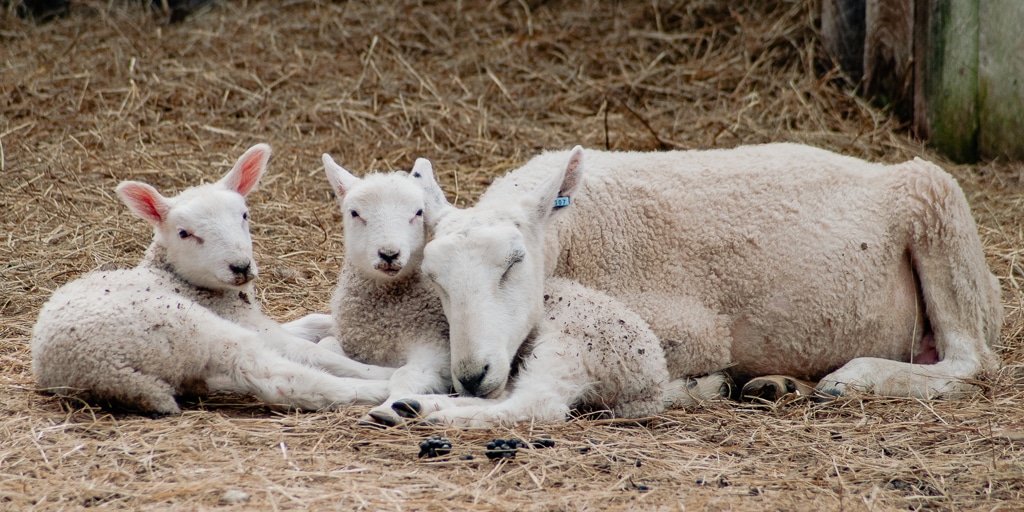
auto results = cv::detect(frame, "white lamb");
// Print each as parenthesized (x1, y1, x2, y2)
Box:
(391, 276, 729, 428)
(284, 154, 453, 425)
(405, 144, 1002, 416)
(31, 144, 396, 415)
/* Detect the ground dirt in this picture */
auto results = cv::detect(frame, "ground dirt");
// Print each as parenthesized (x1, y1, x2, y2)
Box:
(2, 1, 1023, 510)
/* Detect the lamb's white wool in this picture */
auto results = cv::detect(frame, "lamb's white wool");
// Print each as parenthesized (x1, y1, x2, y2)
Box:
(422, 143, 1002, 401)
(391, 277, 728, 428)
(286, 155, 453, 425)
(31, 144, 395, 415)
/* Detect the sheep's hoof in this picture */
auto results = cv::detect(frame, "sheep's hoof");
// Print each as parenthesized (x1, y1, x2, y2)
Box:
(813, 386, 843, 402)
(363, 410, 401, 428)
(741, 375, 816, 402)
(392, 399, 422, 419)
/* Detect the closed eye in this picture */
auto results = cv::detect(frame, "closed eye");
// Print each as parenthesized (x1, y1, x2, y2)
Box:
(499, 255, 523, 286)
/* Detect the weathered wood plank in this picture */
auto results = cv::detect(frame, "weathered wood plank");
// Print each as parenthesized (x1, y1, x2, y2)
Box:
(821, 0, 866, 81)
(863, 0, 914, 118)
(913, 0, 979, 163)
(978, 0, 1024, 160)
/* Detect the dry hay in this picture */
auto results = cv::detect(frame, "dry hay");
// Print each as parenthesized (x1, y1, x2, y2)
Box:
(2, 0, 1023, 510)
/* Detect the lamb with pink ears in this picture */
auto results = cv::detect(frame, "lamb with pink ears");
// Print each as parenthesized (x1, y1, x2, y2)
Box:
(31, 144, 395, 415)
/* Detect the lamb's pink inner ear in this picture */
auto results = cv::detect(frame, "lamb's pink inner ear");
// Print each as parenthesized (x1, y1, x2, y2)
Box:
(117, 182, 169, 225)
(224, 144, 270, 196)
(322, 153, 359, 199)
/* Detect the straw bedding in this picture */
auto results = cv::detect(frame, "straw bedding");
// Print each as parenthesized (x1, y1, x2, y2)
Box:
(2, 0, 1023, 509)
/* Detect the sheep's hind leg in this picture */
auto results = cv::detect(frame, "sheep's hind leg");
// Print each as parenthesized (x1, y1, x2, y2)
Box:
(739, 375, 816, 402)
(816, 356, 985, 398)
(821, 160, 1002, 398)
(64, 369, 183, 415)
(663, 372, 731, 408)
(261, 328, 397, 381)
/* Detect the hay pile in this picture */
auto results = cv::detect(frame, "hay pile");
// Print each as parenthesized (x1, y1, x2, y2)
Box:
(2, 0, 1023, 509)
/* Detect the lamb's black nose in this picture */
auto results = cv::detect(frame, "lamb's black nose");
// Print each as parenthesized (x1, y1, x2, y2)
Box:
(457, 365, 489, 396)
(229, 261, 251, 276)
(378, 249, 400, 264)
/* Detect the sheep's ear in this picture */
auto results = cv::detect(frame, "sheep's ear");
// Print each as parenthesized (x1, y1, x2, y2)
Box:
(323, 153, 361, 199)
(409, 158, 453, 228)
(219, 143, 271, 197)
(527, 145, 585, 224)
(117, 181, 171, 226)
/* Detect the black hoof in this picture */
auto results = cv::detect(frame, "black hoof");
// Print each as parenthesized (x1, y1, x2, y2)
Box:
(367, 411, 400, 427)
(357, 418, 390, 429)
(392, 399, 422, 419)
(813, 387, 842, 402)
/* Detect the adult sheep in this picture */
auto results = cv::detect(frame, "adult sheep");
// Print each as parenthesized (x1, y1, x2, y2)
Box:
(31, 144, 395, 415)
(415, 143, 1002, 403)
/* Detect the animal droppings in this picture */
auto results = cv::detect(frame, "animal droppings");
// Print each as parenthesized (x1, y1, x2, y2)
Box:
(418, 435, 452, 458)
(485, 438, 524, 459)
(484, 437, 555, 460)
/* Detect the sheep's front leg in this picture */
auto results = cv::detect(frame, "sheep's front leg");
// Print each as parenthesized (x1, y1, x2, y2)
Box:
(393, 335, 588, 428)
(359, 345, 453, 427)
(257, 325, 397, 380)
(281, 313, 335, 342)
(211, 349, 390, 410)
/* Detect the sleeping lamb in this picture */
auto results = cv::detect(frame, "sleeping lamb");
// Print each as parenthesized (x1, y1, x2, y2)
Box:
(391, 275, 729, 428)
(31, 144, 395, 415)
(408, 144, 1002, 411)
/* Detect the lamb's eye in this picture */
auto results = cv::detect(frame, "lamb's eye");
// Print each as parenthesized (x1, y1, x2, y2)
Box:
(415, 209, 423, 217)
(178, 229, 191, 239)
(242, 211, 248, 221)
(500, 256, 523, 285)
(350, 210, 360, 218)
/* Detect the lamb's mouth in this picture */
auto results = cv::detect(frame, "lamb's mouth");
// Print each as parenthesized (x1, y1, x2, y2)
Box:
(374, 264, 402, 276)
(232, 274, 254, 286)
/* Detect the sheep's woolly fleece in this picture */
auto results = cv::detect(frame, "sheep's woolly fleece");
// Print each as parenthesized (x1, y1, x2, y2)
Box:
(1, 1, 1023, 510)
(479, 144, 999, 393)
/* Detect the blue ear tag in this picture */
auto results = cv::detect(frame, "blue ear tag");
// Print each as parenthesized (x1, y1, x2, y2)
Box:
(553, 196, 571, 209)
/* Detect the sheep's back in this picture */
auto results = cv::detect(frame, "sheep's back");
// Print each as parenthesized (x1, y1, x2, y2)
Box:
(538, 144, 932, 379)
(31, 267, 216, 393)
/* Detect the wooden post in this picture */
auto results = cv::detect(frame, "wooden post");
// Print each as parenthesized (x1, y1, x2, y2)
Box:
(863, 0, 915, 119)
(821, 0, 866, 81)
(978, 0, 1024, 160)
(913, 0, 979, 163)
